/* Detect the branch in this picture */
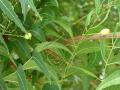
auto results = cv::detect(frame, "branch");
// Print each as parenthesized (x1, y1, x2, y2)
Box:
(64, 32, 120, 44)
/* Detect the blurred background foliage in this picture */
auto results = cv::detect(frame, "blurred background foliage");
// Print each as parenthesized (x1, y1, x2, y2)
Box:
(0, 0, 120, 90)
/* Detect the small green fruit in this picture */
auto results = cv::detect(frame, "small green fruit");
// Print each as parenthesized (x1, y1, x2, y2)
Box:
(100, 28, 110, 35)
(24, 33, 32, 40)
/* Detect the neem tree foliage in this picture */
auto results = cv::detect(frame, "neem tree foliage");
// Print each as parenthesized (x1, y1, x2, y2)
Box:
(0, 0, 120, 90)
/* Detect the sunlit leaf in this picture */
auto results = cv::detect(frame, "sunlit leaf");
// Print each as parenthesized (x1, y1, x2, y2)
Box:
(4, 72, 17, 83)
(23, 59, 38, 70)
(97, 70, 120, 90)
(103, 85, 120, 90)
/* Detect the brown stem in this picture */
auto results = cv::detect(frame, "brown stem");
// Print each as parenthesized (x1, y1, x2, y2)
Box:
(64, 33, 120, 44)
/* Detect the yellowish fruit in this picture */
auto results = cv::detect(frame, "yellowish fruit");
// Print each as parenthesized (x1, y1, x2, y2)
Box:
(100, 28, 110, 35)
(24, 33, 32, 40)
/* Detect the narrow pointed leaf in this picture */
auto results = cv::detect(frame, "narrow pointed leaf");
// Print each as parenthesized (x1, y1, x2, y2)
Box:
(97, 70, 120, 90)
(16, 65, 27, 90)
(68, 66, 98, 79)
(28, 0, 42, 20)
(14, 39, 31, 61)
(35, 42, 72, 54)
(55, 19, 73, 37)
(32, 51, 51, 80)
(85, 10, 94, 26)
(0, 0, 26, 33)
(19, 0, 29, 22)
(94, 0, 101, 15)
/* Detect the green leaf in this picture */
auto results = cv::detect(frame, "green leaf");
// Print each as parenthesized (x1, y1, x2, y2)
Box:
(103, 85, 120, 90)
(67, 66, 98, 79)
(85, 10, 94, 26)
(3, 60, 38, 83)
(0, 34, 9, 52)
(32, 51, 51, 80)
(14, 39, 31, 61)
(0, 34, 16, 66)
(4, 72, 17, 83)
(0, 45, 8, 57)
(0, 78, 7, 90)
(97, 70, 120, 90)
(3, 58, 58, 84)
(77, 41, 101, 55)
(23, 59, 39, 70)
(30, 28, 45, 42)
(32, 51, 60, 84)
(44, 28, 60, 38)
(7, 87, 19, 90)
(19, 0, 42, 21)
(108, 53, 120, 65)
(116, 0, 120, 22)
(23, 58, 59, 85)
(88, 52, 102, 68)
(54, 19, 73, 37)
(16, 64, 27, 90)
(19, 0, 29, 22)
(0, 0, 27, 33)
(94, 0, 101, 15)
(45, 0, 59, 7)
(42, 83, 59, 90)
(99, 40, 107, 61)
(35, 42, 72, 54)
(90, 8, 110, 29)
(28, 0, 42, 20)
